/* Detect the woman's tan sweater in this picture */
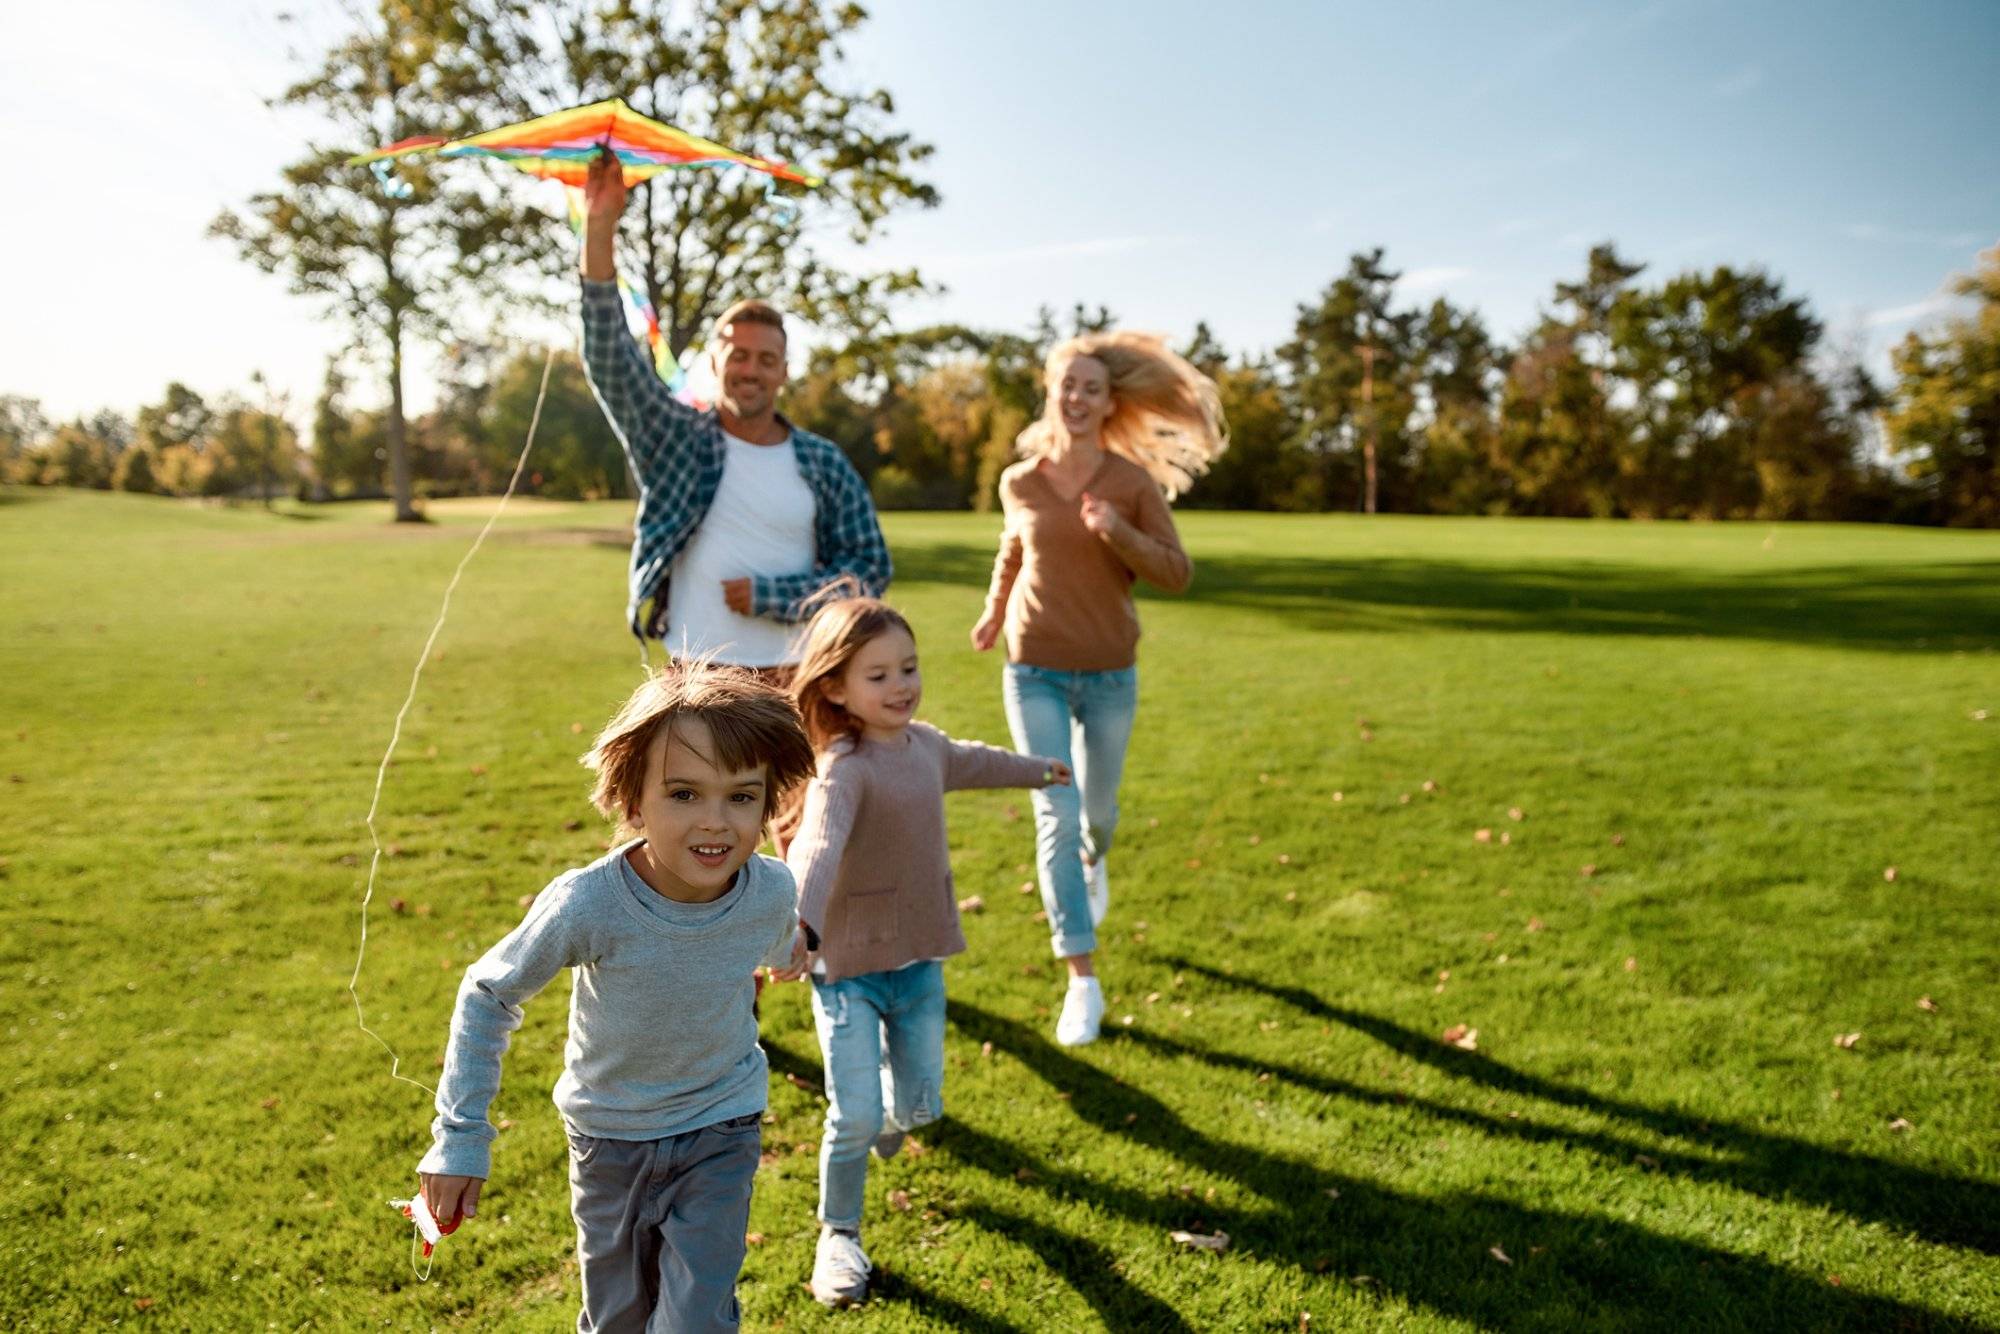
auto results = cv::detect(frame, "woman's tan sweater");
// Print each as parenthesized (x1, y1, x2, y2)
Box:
(982, 454, 1191, 672)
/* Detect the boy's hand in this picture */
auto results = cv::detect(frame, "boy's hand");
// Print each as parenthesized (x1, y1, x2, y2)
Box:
(1046, 760, 1073, 786)
(419, 1172, 484, 1233)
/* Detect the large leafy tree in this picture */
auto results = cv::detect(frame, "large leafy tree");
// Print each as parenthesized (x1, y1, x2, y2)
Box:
(1885, 247, 2000, 526)
(212, 2, 530, 521)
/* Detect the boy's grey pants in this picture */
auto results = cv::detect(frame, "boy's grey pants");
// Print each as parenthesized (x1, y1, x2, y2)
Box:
(566, 1113, 762, 1333)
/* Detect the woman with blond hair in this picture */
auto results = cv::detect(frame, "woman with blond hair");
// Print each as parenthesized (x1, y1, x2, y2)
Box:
(970, 331, 1227, 1046)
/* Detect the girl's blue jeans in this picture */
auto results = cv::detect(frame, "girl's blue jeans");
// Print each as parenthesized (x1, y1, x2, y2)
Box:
(808, 960, 947, 1230)
(1001, 662, 1140, 959)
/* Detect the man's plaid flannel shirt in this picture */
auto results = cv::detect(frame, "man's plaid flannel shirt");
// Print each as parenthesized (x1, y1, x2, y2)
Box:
(580, 278, 892, 643)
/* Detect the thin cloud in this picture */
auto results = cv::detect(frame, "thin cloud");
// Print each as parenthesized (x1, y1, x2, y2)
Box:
(915, 235, 1187, 271)
(1403, 266, 1473, 293)
(1712, 65, 1764, 98)
(1844, 223, 1990, 249)
(1862, 294, 1961, 330)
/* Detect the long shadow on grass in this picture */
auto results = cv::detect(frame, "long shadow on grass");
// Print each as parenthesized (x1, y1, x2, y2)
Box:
(1165, 959, 2000, 1257)
(1189, 554, 2000, 652)
(944, 1002, 1964, 1330)
(890, 539, 2000, 653)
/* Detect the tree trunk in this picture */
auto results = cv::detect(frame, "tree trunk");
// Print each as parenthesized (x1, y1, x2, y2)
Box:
(1360, 342, 1379, 515)
(387, 312, 417, 522)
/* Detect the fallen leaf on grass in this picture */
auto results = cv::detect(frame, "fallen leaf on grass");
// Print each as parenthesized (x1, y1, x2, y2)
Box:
(1489, 1245, 1512, 1265)
(390, 898, 408, 915)
(1031, 909, 1048, 923)
(1248, 833, 1262, 846)
(956, 895, 985, 914)
(979, 1278, 994, 1292)
(570, 722, 584, 734)
(1474, 828, 1493, 843)
(1332, 791, 1344, 803)
(1828, 1273, 1843, 1286)
(1634, 1154, 1659, 1169)
(1014, 1166, 1037, 1183)
(1611, 833, 1626, 847)
(1169, 1229, 1230, 1252)
(1883, 866, 1898, 882)
(1508, 807, 1524, 822)
(1888, 1117, 1913, 1132)
(980, 1041, 994, 1058)
(259, 1096, 281, 1111)
(563, 818, 582, 832)
(745, 1232, 766, 1245)
(1325, 1187, 1340, 1199)
(1833, 1032, 1861, 1050)
(1422, 779, 1438, 793)
(1526, 917, 1545, 933)
(134, 1298, 155, 1311)
(517, 893, 537, 907)
(904, 1138, 928, 1158)
(888, 1189, 913, 1212)
(1580, 863, 1598, 878)
(783, 1072, 822, 1096)
(1623, 957, 1638, 973)
(1441, 1024, 1478, 1051)
(468, 764, 487, 777)
(1918, 995, 1938, 1013)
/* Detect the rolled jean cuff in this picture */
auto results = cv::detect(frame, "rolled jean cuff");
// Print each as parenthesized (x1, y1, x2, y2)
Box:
(1050, 925, 1097, 959)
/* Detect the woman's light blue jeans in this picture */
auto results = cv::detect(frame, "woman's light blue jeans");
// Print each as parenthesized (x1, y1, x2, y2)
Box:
(809, 960, 946, 1230)
(1002, 662, 1139, 960)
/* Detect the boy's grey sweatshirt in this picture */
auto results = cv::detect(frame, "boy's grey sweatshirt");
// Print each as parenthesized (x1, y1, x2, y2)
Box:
(417, 841, 797, 1180)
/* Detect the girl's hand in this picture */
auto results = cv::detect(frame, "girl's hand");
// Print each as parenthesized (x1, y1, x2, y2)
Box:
(419, 1172, 483, 1234)
(1078, 492, 1124, 540)
(969, 612, 1001, 652)
(768, 931, 812, 982)
(584, 150, 627, 223)
(1045, 760, 1073, 786)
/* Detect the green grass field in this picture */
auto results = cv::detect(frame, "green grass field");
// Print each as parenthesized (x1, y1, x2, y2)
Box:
(3, 487, 1997, 1331)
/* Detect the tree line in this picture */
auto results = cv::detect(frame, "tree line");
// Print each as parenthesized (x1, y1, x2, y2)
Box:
(8, 241, 1997, 526)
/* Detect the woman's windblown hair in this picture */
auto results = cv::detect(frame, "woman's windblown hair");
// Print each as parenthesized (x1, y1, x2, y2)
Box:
(1016, 331, 1229, 499)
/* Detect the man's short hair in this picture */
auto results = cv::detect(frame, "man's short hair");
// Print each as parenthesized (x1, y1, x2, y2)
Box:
(713, 299, 787, 346)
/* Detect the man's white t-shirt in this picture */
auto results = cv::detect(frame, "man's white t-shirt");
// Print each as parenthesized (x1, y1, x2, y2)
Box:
(664, 430, 817, 667)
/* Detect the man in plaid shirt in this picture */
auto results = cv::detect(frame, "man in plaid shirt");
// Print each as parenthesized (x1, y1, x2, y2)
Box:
(580, 153, 890, 668)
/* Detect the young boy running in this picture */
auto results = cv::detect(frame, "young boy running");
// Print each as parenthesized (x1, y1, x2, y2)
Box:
(415, 662, 815, 1332)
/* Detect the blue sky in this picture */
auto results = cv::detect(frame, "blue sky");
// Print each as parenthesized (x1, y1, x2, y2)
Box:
(2, 0, 1995, 421)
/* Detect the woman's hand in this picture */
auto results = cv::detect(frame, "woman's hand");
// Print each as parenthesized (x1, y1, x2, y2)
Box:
(969, 611, 1001, 652)
(1078, 492, 1126, 541)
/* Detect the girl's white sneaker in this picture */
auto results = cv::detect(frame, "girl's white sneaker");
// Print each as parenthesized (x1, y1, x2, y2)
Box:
(1056, 976, 1104, 1047)
(810, 1227, 872, 1307)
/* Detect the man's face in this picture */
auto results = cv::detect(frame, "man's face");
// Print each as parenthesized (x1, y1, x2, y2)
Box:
(626, 717, 768, 903)
(711, 320, 788, 421)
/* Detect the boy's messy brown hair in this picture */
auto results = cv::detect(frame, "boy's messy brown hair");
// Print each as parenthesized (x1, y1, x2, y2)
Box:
(582, 660, 815, 835)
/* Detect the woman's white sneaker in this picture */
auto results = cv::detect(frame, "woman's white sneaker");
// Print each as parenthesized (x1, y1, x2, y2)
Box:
(1056, 976, 1104, 1046)
(810, 1227, 872, 1307)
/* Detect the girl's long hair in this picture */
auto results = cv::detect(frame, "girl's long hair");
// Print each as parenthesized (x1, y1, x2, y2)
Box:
(1015, 331, 1228, 499)
(789, 597, 917, 754)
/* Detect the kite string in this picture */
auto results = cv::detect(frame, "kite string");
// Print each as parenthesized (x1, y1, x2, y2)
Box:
(347, 346, 559, 1101)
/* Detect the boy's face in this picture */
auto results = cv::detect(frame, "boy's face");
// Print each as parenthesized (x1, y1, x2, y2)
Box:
(626, 717, 768, 903)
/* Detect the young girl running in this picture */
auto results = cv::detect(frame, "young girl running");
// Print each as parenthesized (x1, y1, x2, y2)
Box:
(779, 597, 1070, 1307)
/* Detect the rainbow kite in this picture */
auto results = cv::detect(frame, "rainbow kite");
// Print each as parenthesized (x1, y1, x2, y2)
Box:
(349, 96, 822, 189)
(353, 98, 798, 400)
